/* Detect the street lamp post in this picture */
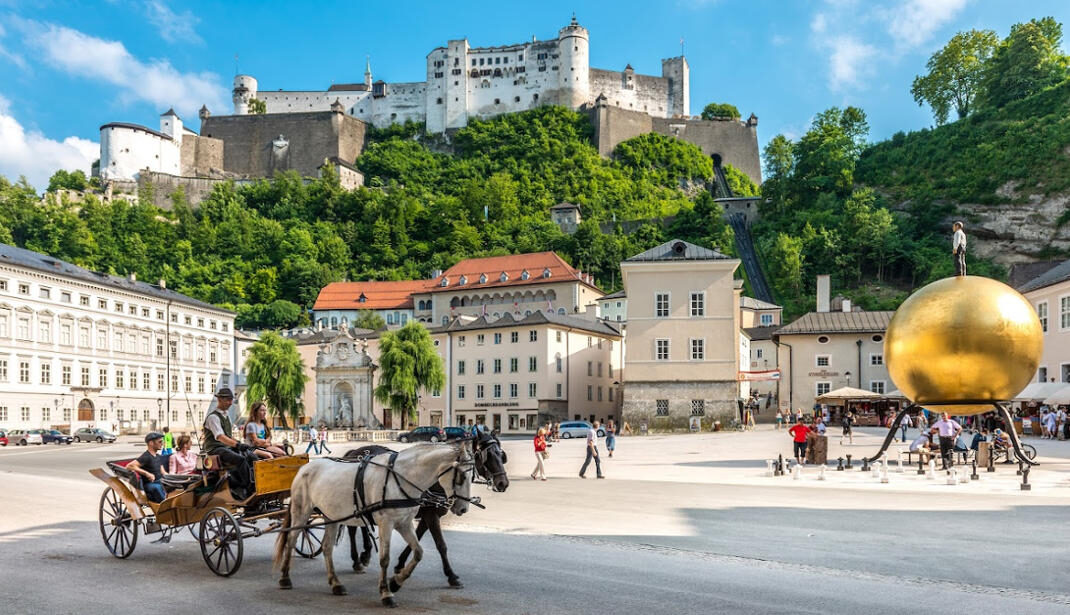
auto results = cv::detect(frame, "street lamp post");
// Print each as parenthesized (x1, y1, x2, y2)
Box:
(845, 371, 852, 388)
(157, 398, 163, 430)
(53, 398, 58, 433)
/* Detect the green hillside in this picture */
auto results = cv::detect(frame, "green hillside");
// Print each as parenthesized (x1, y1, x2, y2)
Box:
(0, 106, 735, 329)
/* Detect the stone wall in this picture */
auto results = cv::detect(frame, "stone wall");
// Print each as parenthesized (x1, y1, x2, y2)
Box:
(622, 380, 738, 432)
(180, 134, 223, 175)
(589, 69, 672, 117)
(135, 171, 252, 209)
(201, 111, 368, 178)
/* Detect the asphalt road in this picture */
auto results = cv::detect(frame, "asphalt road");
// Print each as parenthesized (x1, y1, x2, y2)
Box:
(2, 432, 1070, 614)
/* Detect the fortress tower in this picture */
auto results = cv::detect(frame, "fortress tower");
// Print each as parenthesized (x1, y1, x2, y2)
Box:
(232, 75, 258, 115)
(557, 15, 590, 109)
(661, 56, 689, 117)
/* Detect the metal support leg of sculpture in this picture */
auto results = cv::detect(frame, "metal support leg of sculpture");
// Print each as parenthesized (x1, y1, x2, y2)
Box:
(864, 405, 914, 464)
(995, 402, 1039, 466)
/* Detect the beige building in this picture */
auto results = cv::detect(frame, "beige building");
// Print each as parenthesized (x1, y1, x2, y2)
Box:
(740, 296, 783, 401)
(620, 239, 742, 431)
(1017, 259, 1070, 384)
(447, 311, 622, 433)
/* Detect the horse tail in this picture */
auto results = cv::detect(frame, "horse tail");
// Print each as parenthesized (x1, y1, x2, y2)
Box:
(272, 507, 291, 573)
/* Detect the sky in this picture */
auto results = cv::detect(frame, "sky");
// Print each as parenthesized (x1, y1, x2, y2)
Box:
(1, 0, 1067, 190)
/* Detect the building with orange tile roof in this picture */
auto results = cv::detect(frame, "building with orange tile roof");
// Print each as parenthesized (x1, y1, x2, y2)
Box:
(313, 279, 431, 329)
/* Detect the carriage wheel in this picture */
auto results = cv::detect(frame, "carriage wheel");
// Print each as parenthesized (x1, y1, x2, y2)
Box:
(294, 525, 325, 558)
(199, 508, 244, 577)
(99, 487, 138, 559)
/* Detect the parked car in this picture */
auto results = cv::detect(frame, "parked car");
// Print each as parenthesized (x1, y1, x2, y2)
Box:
(443, 426, 469, 441)
(73, 428, 117, 443)
(42, 430, 73, 445)
(0, 430, 8, 446)
(397, 426, 446, 443)
(558, 421, 605, 439)
(8, 429, 43, 446)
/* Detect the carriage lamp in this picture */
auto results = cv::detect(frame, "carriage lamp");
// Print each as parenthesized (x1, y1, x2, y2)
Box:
(845, 371, 852, 388)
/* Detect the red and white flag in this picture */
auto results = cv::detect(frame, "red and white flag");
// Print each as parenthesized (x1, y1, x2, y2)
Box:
(481, 304, 488, 317)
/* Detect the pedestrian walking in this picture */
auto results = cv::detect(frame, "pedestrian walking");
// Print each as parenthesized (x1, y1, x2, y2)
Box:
(932, 412, 962, 468)
(161, 426, 175, 455)
(318, 424, 332, 455)
(579, 421, 604, 479)
(605, 420, 617, 457)
(789, 419, 811, 465)
(531, 427, 549, 481)
(900, 413, 912, 442)
(840, 411, 854, 446)
(775, 410, 783, 430)
(952, 221, 967, 276)
(795, 409, 804, 425)
(1057, 408, 1067, 440)
(305, 424, 320, 455)
(916, 411, 929, 434)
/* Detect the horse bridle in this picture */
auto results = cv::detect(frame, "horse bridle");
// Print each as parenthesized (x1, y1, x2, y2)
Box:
(472, 433, 508, 491)
(441, 447, 484, 510)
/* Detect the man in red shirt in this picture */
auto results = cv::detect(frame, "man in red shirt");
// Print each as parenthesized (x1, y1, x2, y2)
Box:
(788, 419, 812, 465)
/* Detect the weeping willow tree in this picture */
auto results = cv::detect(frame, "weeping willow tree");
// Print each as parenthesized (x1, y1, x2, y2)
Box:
(374, 322, 446, 430)
(244, 332, 308, 429)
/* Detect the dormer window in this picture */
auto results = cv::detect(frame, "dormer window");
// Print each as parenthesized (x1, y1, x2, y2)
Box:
(440, 277, 450, 287)
(521, 270, 530, 280)
(499, 272, 509, 282)
(542, 268, 552, 278)
(479, 274, 488, 284)
(459, 275, 467, 285)
(358, 293, 367, 303)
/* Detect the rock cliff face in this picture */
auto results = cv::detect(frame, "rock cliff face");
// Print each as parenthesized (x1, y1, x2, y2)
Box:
(955, 185, 1070, 266)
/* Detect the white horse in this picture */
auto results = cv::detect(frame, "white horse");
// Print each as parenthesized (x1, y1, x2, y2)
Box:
(274, 441, 475, 607)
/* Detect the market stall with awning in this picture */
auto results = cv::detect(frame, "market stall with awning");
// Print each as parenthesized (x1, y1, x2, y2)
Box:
(816, 387, 895, 426)
(1013, 381, 1066, 401)
(1042, 384, 1070, 406)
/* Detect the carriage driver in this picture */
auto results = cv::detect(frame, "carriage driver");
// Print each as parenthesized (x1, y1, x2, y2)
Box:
(202, 388, 256, 500)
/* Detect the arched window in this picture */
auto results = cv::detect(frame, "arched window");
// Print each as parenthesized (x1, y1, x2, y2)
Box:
(331, 317, 338, 326)
(557, 308, 566, 315)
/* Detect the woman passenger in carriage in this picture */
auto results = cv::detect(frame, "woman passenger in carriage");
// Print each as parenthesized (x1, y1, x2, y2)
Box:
(169, 434, 198, 475)
(245, 401, 288, 459)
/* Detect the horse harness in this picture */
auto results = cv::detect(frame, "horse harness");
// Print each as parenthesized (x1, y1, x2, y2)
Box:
(348, 449, 480, 528)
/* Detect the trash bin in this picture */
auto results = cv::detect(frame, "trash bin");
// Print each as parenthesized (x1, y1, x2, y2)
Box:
(713, 420, 722, 432)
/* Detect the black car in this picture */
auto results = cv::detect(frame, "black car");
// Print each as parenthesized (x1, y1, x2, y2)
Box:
(443, 426, 469, 441)
(42, 430, 73, 445)
(397, 426, 446, 443)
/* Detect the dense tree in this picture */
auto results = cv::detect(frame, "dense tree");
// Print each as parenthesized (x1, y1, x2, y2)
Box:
(353, 310, 386, 331)
(911, 29, 998, 124)
(979, 17, 1069, 109)
(47, 169, 89, 192)
(374, 322, 446, 429)
(248, 98, 267, 114)
(244, 332, 309, 429)
(700, 102, 741, 120)
(790, 106, 869, 196)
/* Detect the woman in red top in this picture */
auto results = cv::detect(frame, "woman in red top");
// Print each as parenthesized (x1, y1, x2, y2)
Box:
(531, 427, 548, 481)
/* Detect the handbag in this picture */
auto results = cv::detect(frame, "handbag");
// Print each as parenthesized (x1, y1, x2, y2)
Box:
(540, 450, 549, 460)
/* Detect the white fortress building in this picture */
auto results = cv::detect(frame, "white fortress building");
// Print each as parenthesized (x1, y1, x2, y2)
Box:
(233, 16, 690, 133)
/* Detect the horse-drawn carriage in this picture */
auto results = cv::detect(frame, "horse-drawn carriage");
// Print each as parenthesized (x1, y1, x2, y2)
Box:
(90, 453, 325, 576)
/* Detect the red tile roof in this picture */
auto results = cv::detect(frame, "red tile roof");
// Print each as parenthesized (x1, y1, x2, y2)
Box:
(427, 251, 598, 293)
(313, 280, 430, 311)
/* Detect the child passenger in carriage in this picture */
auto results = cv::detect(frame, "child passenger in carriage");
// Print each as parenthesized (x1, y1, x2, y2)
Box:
(245, 401, 288, 459)
(168, 434, 198, 475)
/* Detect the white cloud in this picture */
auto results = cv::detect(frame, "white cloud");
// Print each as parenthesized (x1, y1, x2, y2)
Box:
(144, 0, 203, 44)
(0, 22, 28, 70)
(827, 36, 878, 90)
(0, 95, 98, 191)
(883, 0, 968, 49)
(20, 20, 227, 118)
(810, 13, 827, 35)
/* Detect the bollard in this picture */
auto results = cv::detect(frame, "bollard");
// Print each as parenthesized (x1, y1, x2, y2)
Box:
(897, 449, 905, 473)
(836, 457, 845, 471)
(987, 449, 995, 473)
(861, 457, 870, 473)
(818, 465, 827, 481)
(927, 459, 936, 480)
(1021, 466, 1032, 491)
(947, 469, 957, 485)
(765, 460, 774, 477)
(792, 464, 802, 481)
(917, 456, 925, 475)
(845, 454, 853, 470)
(880, 461, 889, 484)
(970, 460, 979, 481)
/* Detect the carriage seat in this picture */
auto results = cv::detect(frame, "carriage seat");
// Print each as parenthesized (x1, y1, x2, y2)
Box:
(107, 459, 139, 484)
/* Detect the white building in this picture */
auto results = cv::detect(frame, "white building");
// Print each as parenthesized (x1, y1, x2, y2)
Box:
(597, 289, 627, 323)
(1017, 258, 1070, 384)
(234, 16, 689, 133)
(99, 109, 186, 181)
(0, 243, 235, 434)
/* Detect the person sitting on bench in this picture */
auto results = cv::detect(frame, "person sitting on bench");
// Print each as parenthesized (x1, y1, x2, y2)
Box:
(202, 388, 257, 499)
(127, 432, 167, 503)
(909, 432, 933, 462)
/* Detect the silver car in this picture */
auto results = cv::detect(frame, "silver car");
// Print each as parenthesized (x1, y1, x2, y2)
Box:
(8, 429, 44, 445)
(558, 421, 605, 439)
(73, 428, 117, 443)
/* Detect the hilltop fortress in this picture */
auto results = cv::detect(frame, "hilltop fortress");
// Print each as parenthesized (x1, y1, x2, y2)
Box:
(96, 17, 761, 206)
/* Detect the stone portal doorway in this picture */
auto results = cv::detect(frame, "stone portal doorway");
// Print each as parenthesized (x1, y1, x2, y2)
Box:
(77, 398, 94, 422)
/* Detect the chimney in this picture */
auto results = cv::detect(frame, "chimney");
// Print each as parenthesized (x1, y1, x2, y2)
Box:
(128, 272, 136, 282)
(841, 299, 852, 313)
(431, 269, 443, 279)
(158, 278, 167, 289)
(816, 275, 830, 313)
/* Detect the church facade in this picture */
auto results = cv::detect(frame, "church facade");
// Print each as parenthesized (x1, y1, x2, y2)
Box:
(311, 328, 377, 429)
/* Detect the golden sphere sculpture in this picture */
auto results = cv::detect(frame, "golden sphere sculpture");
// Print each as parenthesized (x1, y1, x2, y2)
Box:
(885, 275, 1043, 415)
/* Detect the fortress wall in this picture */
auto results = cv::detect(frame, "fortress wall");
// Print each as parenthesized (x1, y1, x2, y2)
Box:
(201, 111, 368, 178)
(135, 171, 246, 209)
(371, 82, 426, 127)
(588, 104, 654, 157)
(589, 69, 671, 116)
(180, 134, 223, 176)
(651, 117, 761, 184)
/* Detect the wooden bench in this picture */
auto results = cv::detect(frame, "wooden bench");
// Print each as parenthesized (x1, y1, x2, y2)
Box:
(904, 449, 972, 466)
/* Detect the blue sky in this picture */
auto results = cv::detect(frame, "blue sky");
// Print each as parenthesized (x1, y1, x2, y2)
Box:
(1, 0, 1067, 190)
